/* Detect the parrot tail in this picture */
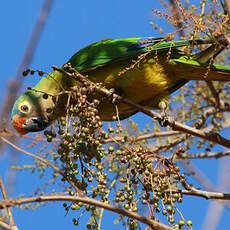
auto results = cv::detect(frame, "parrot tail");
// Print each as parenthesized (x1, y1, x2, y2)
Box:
(169, 58, 230, 81)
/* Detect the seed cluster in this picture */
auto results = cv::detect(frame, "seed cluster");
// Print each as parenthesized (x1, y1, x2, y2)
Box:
(110, 145, 191, 229)
(42, 71, 115, 228)
(42, 66, 192, 229)
(22, 64, 195, 229)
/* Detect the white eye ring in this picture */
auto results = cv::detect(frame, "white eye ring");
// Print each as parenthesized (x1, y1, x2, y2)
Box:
(18, 102, 31, 113)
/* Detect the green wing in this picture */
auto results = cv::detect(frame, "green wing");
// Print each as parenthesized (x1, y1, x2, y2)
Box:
(67, 37, 209, 72)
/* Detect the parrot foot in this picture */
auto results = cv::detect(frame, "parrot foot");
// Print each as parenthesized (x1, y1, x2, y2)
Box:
(158, 101, 172, 127)
(159, 115, 174, 127)
(108, 88, 120, 104)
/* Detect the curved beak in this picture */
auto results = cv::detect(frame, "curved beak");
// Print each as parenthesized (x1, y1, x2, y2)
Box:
(22, 117, 49, 132)
(12, 115, 49, 135)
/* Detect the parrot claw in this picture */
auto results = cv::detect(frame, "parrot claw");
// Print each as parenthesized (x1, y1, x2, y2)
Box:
(159, 115, 174, 127)
(112, 95, 119, 104)
(158, 101, 172, 127)
(108, 88, 119, 104)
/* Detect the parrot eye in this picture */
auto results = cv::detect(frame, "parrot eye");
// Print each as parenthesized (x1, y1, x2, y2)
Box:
(18, 101, 31, 114)
(42, 93, 49, 100)
(20, 105, 29, 112)
(18, 102, 31, 114)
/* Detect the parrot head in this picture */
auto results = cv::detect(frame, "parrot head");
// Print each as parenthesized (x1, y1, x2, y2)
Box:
(11, 90, 54, 135)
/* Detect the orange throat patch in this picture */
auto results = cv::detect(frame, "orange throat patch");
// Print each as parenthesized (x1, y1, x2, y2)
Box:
(12, 115, 28, 135)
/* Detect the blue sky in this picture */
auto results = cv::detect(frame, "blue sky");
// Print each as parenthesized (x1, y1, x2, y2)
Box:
(1, 1, 230, 229)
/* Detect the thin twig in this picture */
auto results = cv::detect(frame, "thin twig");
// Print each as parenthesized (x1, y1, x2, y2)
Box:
(182, 188, 230, 200)
(0, 137, 61, 174)
(180, 171, 230, 200)
(0, 177, 15, 228)
(179, 151, 230, 159)
(181, 159, 230, 210)
(181, 160, 230, 200)
(206, 81, 221, 106)
(98, 179, 117, 229)
(168, 0, 185, 38)
(104, 130, 181, 143)
(0, 195, 172, 230)
(0, 137, 82, 195)
(182, 162, 214, 191)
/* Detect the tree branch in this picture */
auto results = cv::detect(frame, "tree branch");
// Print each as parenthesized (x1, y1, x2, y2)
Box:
(0, 195, 172, 230)
(53, 66, 230, 148)
(179, 151, 230, 159)
(182, 188, 230, 200)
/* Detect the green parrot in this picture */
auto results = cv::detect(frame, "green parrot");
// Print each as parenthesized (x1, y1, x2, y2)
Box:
(11, 37, 230, 135)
